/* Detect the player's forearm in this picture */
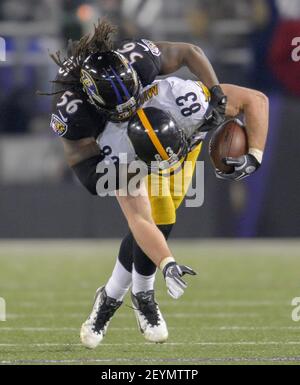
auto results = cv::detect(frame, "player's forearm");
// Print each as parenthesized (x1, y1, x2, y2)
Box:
(116, 183, 173, 268)
(183, 45, 219, 89)
(157, 42, 219, 88)
(243, 92, 269, 153)
(221, 84, 269, 156)
(127, 216, 172, 268)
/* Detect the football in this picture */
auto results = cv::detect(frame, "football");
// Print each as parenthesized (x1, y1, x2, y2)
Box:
(209, 119, 249, 174)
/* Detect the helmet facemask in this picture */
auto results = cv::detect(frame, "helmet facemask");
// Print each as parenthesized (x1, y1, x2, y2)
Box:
(149, 129, 189, 173)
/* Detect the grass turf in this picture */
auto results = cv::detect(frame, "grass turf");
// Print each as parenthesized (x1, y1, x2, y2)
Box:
(0, 239, 300, 365)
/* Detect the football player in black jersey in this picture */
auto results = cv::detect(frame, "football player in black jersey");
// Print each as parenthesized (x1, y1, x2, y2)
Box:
(48, 19, 228, 348)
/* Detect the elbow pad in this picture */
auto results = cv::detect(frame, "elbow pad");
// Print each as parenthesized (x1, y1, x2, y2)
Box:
(72, 155, 119, 196)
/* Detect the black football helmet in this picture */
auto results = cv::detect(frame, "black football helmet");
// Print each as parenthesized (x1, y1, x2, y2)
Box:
(128, 107, 189, 172)
(80, 51, 142, 122)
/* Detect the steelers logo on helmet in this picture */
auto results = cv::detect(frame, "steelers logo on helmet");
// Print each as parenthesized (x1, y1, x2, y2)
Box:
(128, 107, 189, 173)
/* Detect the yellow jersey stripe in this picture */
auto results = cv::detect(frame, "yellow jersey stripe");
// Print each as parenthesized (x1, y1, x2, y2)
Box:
(137, 109, 169, 161)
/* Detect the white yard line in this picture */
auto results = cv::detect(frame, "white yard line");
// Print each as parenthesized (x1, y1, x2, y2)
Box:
(15, 300, 288, 308)
(5, 312, 260, 319)
(1, 326, 299, 332)
(0, 327, 136, 332)
(217, 326, 300, 331)
(1, 341, 300, 347)
(1, 325, 299, 334)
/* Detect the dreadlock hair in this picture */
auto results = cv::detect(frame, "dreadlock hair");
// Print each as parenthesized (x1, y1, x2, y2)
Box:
(38, 19, 118, 96)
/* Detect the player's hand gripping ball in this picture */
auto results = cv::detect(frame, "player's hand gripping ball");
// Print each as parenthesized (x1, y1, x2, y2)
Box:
(209, 119, 261, 181)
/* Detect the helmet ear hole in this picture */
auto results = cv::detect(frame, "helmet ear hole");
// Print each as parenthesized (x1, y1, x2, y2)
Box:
(128, 107, 188, 171)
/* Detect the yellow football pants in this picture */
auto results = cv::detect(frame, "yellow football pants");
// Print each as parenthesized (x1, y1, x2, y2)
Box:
(147, 143, 202, 225)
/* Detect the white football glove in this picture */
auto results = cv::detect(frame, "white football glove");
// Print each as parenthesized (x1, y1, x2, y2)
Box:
(163, 262, 197, 300)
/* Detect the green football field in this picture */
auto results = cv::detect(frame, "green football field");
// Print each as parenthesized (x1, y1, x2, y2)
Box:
(0, 240, 300, 365)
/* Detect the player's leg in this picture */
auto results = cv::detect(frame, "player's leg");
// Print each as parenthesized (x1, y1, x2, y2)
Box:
(104, 160, 187, 303)
(131, 224, 173, 343)
(132, 146, 201, 299)
(105, 233, 133, 300)
(130, 143, 202, 345)
(132, 224, 173, 294)
(130, 173, 176, 342)
(80, 235, 134, 349)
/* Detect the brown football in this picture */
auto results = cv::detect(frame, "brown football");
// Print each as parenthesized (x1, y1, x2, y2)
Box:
(209, 119, 248, 174)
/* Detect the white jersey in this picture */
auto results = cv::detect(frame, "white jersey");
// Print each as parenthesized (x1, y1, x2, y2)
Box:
(97, 77, 210, 164)
(142, 77, 209, 139)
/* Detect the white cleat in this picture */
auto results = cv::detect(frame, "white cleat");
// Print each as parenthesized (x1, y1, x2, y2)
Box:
(131, 290, 168, 343)
(80, 286, 122, 349)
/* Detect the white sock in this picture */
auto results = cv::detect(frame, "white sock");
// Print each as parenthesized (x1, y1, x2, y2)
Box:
(132, 265, 156, 295)
(105, 259, 132, 301)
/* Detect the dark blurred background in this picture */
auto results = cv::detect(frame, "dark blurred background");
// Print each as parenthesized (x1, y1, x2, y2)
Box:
(0, 0, 299, 238)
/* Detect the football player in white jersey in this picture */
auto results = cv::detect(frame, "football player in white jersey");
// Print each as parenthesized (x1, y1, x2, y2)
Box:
(80, 77, 269, 348)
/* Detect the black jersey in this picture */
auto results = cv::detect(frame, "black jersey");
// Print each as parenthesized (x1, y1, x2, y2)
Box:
(50, 39, 162, 141)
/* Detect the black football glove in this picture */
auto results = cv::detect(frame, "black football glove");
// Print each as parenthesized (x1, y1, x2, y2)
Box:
(163, 262, 197, 299)
(216, 154, 261, 181)
(202, 85, 227, 131)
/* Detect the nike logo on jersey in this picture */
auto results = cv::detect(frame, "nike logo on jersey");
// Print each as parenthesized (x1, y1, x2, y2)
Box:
(140, 40, 161, 57)
(137, 42, 150, 52)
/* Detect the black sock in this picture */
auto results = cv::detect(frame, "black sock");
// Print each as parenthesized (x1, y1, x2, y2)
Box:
(117, 232, 134, 273)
